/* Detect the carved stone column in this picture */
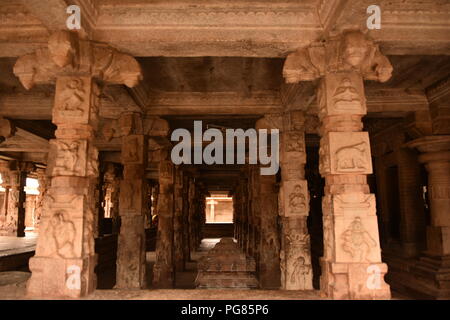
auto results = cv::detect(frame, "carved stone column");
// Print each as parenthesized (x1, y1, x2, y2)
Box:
(174, 166, 185, 271)
(278, 111, 313, 290)
(153, 153, 175, 288)
(116, 112, 148, 289)
(239, 174, 249, 251)
(28, 75, 100, 297)
(0, 161, 10, 230)
(258, 174, 281, 288)
(196, 183, 206, 247)
(103, 163, 121, 234)
(284, 31, 392, 299)
(396, 146, 427, 257)
(182, 173, 191, 263)
(407, 136, 450, 299)
(246, 166, 257, 258)
(255, 115, 282, 289)
(0, 161, 27, 237)
(233, 183, 242, 243)
(188, 177, 197, 254)
(13, 30, 142, 297)
(34, 167, 49, 231)
(407, 136, 450, 252)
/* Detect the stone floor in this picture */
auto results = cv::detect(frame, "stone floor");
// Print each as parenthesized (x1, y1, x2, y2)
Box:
(0, 233, 37, 258)
(0, 237, 411, 300)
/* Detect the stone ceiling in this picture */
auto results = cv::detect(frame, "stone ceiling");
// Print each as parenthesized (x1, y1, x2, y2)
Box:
(1, 0, 450, 57)
(1, 0, 450, 190)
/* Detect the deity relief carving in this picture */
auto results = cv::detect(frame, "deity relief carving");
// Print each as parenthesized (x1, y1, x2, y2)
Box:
(53, 140, 84, 176)
(53, 76, 98, 125)
(285, 232, 312, 288)
(122, 135, 143, 163)
(335, 141, 369, 173)
(58, 78, 86, 115)
(318, 73, 366, 117)
(332, 78, 362, 112)
(281, 181, 309, 217)
(288, 185, 307, 213)
(46, 211, 76, 259)
(285, 132, 305, 152)
(341, 217, 377, 262)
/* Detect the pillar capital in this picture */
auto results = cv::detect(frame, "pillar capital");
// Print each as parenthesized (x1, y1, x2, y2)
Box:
(14, 30, 142, 90)
(283, 30, 393, 84)
(407, 135, 450, 257)
(407, 135, 450, 156)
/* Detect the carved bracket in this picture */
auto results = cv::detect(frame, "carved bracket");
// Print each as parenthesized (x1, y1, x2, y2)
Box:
(14, 31, 143, 90)
(283, 31, 393, 84)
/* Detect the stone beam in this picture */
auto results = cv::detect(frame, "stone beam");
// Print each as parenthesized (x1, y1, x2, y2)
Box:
(317, 0, 349, 35)
(17, 0, 96, 39)
(0, 88, 430, 120)
(0, 127, 49, 152)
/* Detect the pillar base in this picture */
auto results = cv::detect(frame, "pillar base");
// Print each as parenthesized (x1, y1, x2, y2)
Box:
(386, 255, 450, 299)
(320, 259, 391, 300)
(27, 255, 97, 298)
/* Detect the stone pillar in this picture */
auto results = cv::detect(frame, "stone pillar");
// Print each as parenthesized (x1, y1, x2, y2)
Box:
(405, 136, 450, 298)
(103, 163, 121, 234)
(13, 30, 142, 298)
(233, 185, 241, 242)
(0, 161, 10, 229)
(277, 111, 313, 290)
(246, 166, 257, 258)
(34, 167, 49, 231)
(408, 136, 450, 256)
(182, 174, 191, 263)
(152, 154, 175, 288)
(116, 112, 148, 289)
(96, 166, 106, 237)
(27, 75, 100, 297)
(399, 76, 450, 299)
(173, 166, 185, 271)
(396, 146, 427, 257)
(258, 174, 281, 288)
(188, 177, 197, 254)
(284, 31, 392, 299)
(0, 161, 27, 237)
(255, 115, 282, 289)
(197, 183, 206, 247)
(239, 174, 249, 250)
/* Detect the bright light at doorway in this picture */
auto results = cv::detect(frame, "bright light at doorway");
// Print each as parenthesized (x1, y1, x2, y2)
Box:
(205, 192, 233, 224)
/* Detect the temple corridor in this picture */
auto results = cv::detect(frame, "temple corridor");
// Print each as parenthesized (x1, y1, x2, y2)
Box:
(0, 0, 450, 301)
